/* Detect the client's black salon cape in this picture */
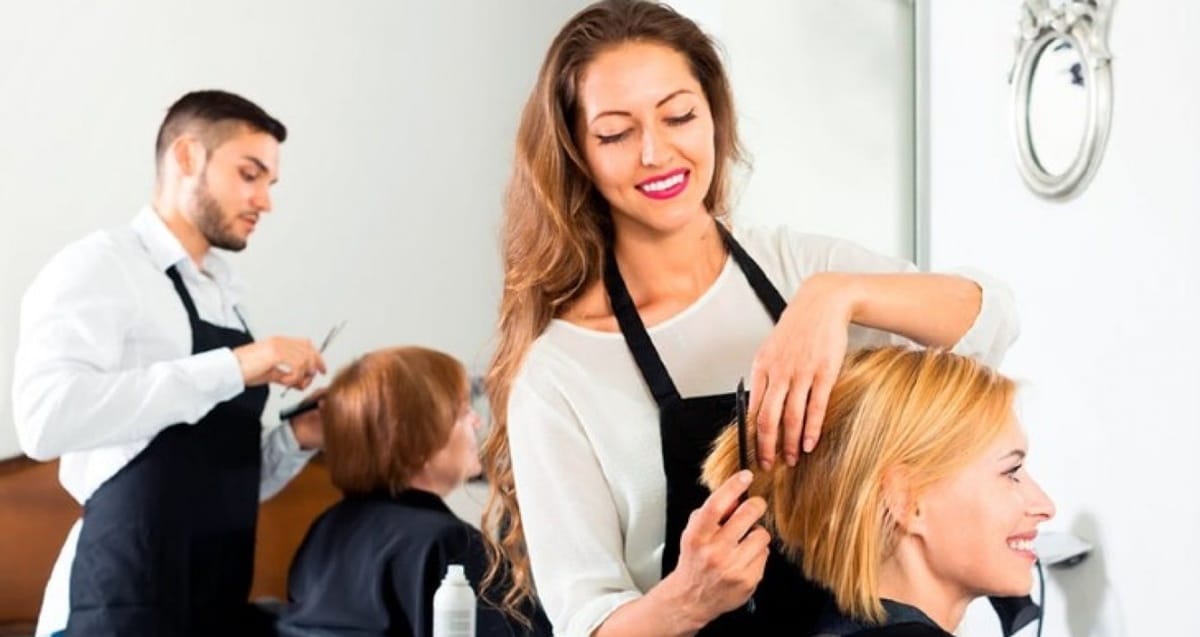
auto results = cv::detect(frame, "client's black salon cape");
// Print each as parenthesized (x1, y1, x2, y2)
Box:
(278, 489, 551, 637)
(813, 599, 953, 637)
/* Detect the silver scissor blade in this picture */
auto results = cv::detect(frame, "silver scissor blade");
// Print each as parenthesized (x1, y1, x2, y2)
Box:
(319, 320, 348, 353)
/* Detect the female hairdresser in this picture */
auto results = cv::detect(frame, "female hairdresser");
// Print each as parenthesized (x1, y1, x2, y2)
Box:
(480, 1, 1019, 635)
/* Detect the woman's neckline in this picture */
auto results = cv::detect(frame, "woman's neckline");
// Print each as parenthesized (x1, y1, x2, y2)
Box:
(550, 253, 737, 339)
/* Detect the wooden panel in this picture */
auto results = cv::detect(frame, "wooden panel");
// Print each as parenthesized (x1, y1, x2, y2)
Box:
(251, 458, 342, 599)
(0, 457, 77, 628)
(0, 455, 341, 627)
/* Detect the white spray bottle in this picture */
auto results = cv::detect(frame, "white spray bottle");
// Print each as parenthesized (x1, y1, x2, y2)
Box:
(433, 564, 476, 637)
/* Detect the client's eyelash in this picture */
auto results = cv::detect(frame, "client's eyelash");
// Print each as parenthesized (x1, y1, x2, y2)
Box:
(1003, 464, 1023, 483)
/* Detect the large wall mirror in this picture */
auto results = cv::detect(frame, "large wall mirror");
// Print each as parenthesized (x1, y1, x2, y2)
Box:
(1010, 0, 1114, 200)
(0, 0, 917, 461)
(0, 2, 918, 628)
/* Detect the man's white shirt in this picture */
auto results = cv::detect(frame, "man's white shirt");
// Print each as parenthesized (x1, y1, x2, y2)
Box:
(12, 206, 313, 635)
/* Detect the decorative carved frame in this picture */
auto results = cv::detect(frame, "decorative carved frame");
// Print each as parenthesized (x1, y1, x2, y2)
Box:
(1010, 0, 1114, 200)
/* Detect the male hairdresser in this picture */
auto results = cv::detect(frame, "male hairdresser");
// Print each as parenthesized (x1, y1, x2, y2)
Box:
(13, 90, 325, 636)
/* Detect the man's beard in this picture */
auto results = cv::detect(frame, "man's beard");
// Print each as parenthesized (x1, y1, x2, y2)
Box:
(193, 179, 247, 252)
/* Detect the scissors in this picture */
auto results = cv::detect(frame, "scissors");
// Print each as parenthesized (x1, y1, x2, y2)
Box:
(279, 320, 347, 400)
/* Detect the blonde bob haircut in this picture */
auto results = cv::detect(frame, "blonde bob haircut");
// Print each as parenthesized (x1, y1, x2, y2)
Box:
(702, 346, 1016, 624)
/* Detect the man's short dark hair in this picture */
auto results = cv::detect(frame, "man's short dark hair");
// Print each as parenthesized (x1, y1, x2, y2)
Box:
(154, 90, 287, 168)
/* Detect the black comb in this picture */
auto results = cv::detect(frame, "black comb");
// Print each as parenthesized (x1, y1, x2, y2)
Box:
(736, 378, 750, 472)
(735, 377, 757, 615)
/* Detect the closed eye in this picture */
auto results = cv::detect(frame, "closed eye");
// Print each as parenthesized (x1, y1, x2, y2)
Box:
(665, 109, 697, 126)
(1003, 464, 1023, 483)
(597, 130, 632, 145)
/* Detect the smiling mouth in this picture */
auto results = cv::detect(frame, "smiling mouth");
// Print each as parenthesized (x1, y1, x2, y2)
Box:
(1007, 538, 1035, 552)
(1006, 532, 1039, 559)
(636, 169, 689, 199)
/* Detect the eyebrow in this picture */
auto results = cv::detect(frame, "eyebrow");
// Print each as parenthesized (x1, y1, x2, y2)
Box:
(589, 89, 695, 124)
(999, 449, 1027, 462)
(243, 156, 278, 184)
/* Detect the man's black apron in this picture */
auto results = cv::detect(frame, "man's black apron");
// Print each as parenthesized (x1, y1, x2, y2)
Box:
(603, 223, 830, 635)
(65, 265, 270, 636)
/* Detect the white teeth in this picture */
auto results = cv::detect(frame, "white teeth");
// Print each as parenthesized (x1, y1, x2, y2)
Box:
(640, 172, 685, 192)
(1008, 539, 1035, 552)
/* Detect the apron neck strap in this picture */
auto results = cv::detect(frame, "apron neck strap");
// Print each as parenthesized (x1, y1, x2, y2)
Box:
(718, 223, 787, 322)
(603, 239, 682, 406)
(165, 265, 202, 326)
(165, 265, 251, 333)
(602, 221, 788, 408)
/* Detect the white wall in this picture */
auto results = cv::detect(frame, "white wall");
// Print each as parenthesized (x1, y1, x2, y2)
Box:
(2, 1, 915, 461)
(0, 0, 590, 459)
(926, 2, 1200, 636)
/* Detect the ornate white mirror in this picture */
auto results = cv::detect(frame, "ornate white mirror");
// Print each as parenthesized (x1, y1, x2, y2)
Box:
(1010, 0, 1114, 200)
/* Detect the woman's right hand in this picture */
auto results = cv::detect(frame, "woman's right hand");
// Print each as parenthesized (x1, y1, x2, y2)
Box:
(658, 470, 771, 631)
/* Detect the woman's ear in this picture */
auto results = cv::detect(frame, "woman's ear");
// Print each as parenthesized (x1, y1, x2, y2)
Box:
(882, 467, 921, 535)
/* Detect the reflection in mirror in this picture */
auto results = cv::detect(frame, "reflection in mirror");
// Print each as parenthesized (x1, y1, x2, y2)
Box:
(1028, 38, 1088, 177)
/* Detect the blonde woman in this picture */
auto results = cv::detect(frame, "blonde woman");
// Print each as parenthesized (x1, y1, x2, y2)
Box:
(703, 347, 1055, 637)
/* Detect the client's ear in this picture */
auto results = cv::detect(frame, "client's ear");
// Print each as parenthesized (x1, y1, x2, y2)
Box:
(882, 467, 921, 535)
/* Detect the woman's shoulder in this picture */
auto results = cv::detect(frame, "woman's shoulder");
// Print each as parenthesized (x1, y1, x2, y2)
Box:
(733, 223, 913, 286)
(426, 514, 483, 557)
(517, 320, 623, 394)
(312, 492, 467, 541)
(733, 222, 841, 250)
(734, 223, 895, 267)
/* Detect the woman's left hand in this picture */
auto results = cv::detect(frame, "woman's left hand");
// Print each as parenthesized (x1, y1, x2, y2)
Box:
(749, 273, 858, 469)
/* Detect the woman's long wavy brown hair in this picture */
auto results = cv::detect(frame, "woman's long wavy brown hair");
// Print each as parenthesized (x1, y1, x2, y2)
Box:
(480, 0, 744, 618)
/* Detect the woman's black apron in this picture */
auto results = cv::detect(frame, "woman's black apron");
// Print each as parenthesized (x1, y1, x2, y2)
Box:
(66, 265, 270, 636)
(603, 224, 830, 635)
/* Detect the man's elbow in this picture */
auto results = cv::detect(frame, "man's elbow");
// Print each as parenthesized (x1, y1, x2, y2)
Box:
(13, 390, 65, 461)
(16, 423, 59, 461)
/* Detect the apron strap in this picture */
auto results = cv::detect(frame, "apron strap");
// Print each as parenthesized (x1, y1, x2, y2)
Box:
(717, 223, 787, 322)
(603, 242, 682, 406)
(602, 221, 789, 409)
(166, 265, 253, 334)
(165, 265, 202, 326)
